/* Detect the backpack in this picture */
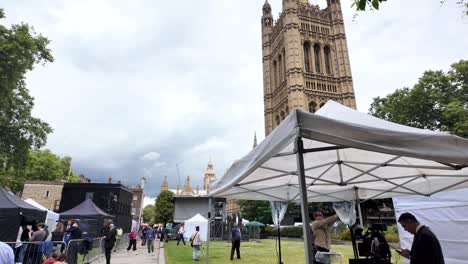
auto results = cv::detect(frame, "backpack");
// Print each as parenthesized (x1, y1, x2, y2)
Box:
(79, 237, 93, 255)
(232, 228, 241, 241)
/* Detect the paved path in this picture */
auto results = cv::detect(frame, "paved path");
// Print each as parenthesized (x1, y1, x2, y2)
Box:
(95, 240, 165, 264)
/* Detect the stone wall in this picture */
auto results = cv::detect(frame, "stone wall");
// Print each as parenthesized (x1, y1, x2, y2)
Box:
(22, 182, 64, 211)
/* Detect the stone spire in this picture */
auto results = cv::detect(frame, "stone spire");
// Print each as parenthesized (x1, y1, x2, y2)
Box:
(253, 131, 258, 149)
(182, 176, 193, 194)
(161, 176, 168, 191)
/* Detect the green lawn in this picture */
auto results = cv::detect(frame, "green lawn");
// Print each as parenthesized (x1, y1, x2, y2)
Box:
(164, 239, 404, 264)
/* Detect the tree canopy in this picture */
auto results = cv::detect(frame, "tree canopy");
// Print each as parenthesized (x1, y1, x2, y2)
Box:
(0, 8, 54, 182)
(0, 149, 80, 192)
(369, 60, 468, 138)
(142, 204, 156, 225)
(352, 0, 468, 16)
(154, 190, 174, 225)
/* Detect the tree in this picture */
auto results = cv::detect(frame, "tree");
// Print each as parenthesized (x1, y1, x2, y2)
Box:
(352, 0, 468, 16)
(142, 204, 156, 225)
(154, 190, 174, 225)
(238, 200, 272, 224)
(0, 149, 80, 192)
(0, 8, 54, 185)
(370, 60, 468, 138)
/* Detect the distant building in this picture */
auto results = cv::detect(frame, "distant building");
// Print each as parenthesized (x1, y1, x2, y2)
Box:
(128, 177, 146, 228)
(21, 175, 91, 212)
(161, 160, 216, 196)
(59, 182, 133, 232)
(21, 180, 65, 212)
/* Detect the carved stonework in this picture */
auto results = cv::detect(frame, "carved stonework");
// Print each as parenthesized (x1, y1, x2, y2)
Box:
(262, 0, 357, 135)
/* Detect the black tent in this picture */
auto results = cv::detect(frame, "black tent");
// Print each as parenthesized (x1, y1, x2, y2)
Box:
(0, 188, 47, 242)
(59, 199, 114, 238)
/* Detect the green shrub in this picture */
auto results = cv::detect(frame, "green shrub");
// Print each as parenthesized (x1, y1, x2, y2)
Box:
(263, 226, 275, 236)
(280, 226, 303, 238)
(339, 228, 352, 241)
(385, 233, 400, 243)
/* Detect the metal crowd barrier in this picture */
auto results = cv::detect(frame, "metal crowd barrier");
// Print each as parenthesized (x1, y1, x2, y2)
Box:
(66, 237, 104, 264)
(4, 241, 67, 264)
(2, 233, 130, 264)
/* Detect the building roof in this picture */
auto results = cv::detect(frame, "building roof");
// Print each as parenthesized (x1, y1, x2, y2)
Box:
(24, 180, 65, 186)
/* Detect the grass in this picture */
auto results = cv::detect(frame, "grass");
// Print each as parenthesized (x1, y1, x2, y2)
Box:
(164, 239, 404, 264)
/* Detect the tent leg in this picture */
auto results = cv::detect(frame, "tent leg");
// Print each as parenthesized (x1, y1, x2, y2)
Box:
(354, 187, 364, 227)
(295, 137, 314, 264)
(206, 197, 212, 264)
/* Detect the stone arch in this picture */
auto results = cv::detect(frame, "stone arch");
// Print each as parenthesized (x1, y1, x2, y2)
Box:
(308, 101, 317, 113)
(313, 43, 321, 73)
(303, 42, 312, 72)
(275, 115, 281, 126)
(324, 45, 332, 75)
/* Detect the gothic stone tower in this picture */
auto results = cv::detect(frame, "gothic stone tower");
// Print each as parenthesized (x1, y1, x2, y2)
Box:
(262, 0, 356, 135)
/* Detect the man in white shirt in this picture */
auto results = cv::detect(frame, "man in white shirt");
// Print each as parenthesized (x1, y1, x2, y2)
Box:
(0, 241, 14, 264)
(177, 223, 186, 246)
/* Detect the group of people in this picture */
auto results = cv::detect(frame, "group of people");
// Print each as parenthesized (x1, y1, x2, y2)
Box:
(310, 210, 445, 264)
(139, 223, 170, 255)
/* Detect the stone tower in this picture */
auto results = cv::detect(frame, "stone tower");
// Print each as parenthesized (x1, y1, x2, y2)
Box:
(203, 159, 216, 191)
(161, 176, 168, 191)
(262, 0, 356, 135)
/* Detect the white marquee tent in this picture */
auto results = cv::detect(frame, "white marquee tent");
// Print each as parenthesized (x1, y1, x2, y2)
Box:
(184, 213, 209, 241)
(24, 198, 60, 229)
(210, 101, 468, 263)
(393, 188, 468, 264)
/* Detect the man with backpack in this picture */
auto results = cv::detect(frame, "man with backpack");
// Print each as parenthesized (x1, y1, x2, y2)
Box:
(230, 223, 241, 260)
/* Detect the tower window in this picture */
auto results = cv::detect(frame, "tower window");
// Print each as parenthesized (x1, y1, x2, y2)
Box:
(303, 42, 311, 72)
(275, 115, 281, 126)
(280, 111, 286, 120)
(278, 55, 283, 83)
(324, 46, 332, 75)
(309, 101, 317, 113)
(273, 60, 278, 89)
(45, 190, 50, 198)
(314, 44, 321, 73)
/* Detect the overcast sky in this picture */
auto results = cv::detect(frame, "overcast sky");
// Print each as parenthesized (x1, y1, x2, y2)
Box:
(2, 0, 468, 201)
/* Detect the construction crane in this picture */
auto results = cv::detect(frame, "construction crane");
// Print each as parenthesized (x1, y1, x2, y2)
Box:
(176, 163, 182, 187)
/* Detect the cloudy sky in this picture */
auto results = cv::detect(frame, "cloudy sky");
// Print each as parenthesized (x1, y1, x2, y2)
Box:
(2, 0, 468, 201)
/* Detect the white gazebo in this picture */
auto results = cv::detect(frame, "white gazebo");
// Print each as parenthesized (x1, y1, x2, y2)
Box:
(210, 101, 468, 263)
(184, 213, 209, 241)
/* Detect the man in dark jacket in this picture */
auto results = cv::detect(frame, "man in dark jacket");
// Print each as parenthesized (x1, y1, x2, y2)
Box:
(65, 221, 82, 264)
(398, 212, 445, 264)
(230, 223, 241, 260)
(103, 223, 117, 264)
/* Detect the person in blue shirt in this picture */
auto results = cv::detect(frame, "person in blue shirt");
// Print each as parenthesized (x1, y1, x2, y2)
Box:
(145, 226, 156, 255)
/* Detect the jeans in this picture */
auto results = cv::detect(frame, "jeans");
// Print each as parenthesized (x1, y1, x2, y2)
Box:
(177, 234, 186, 245)
(147, 240, 154, 253)
(230, 240, 241, 259)
(141, 237, 146, 246)
(192, 245, 201, 260)
(105, 247, 112, 264)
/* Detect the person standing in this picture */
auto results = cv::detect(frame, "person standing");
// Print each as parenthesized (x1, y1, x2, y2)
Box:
(103, 223, 117, 264)
(230, 223, 241, 260)
(177, 223, 186, 246)
(24, 223, 46, 264)
(127, 227, 138, 254)
(397, 212, 444, 264)
(64, 221, 82, 264)
(145, 226, 156, 255)
(190, 226, 202, 261)
(0, 241, 14, 264)
(311, 211, 338, 264)
(141, 225, 147, 246)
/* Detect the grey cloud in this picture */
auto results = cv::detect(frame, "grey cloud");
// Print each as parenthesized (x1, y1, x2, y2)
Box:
(3, 0, 467, 197)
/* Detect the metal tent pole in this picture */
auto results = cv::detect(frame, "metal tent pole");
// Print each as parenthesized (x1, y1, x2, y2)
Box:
(295, 137, 314, 264)
(277, 209, 283, 264)
(205, 197, 212, 264)
(354, 187, 364, 227)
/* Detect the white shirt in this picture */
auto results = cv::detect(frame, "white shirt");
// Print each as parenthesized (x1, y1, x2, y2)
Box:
(0, 241, 14, 264)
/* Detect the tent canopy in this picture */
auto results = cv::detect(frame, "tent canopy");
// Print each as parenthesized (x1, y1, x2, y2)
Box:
(59, 198, 114, 219)
(184, 213, 209, 241)
(210, 101, 468, 203)
(0, 188, 47, 241)
(24, 198, 60, 221)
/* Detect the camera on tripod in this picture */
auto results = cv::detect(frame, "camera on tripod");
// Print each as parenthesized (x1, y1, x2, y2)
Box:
(349, 223, 392, 264)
